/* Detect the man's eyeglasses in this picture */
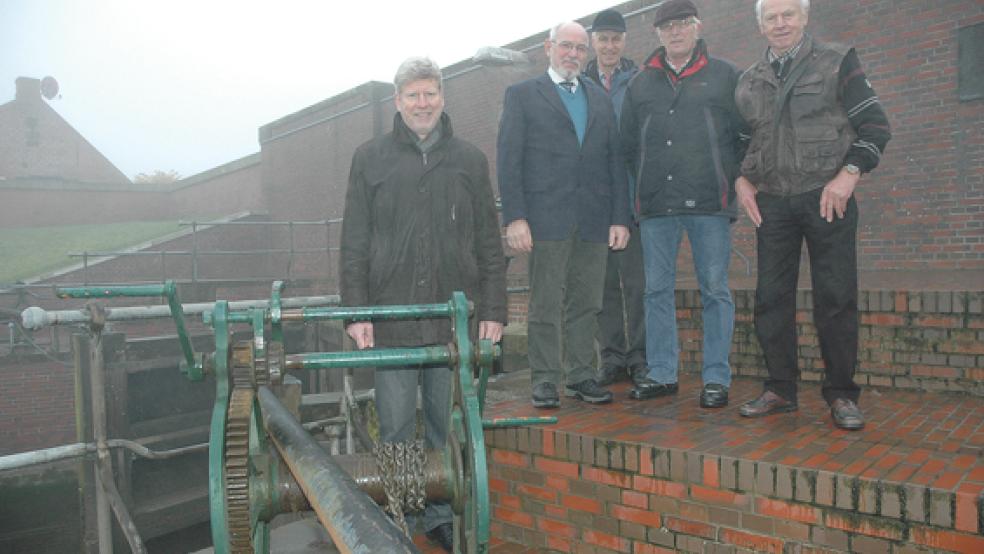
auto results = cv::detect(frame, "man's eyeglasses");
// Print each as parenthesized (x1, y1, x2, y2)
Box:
(552, 40, 589, 54)
(657, 17, 696, 32)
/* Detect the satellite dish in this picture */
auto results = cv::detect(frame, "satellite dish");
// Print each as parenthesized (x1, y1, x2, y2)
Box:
(40, 76, 59, 100)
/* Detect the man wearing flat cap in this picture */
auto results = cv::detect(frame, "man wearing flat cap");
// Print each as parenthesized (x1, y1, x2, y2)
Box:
(585, 8, 646, 389)
(735, 0, 891, 430)
(620, 0, 747, 408)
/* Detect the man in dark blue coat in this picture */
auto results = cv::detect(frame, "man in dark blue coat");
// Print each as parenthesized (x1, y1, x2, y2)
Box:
(497, 20, 631, 409)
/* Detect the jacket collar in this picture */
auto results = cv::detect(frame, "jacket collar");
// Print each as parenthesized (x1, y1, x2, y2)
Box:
(644, 38, 710, 83)
(584, 57, 638, 87)
(392, 111, 453, 149)
(534, 72, 598, 143)
(753, 34, 816, 83)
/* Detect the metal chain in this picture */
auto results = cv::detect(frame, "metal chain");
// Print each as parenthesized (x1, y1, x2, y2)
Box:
(373, 439, 428, 537)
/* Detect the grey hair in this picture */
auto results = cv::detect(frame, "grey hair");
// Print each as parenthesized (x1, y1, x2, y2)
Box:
(755, 0, 810, 22)
(549, 21, 585, 42)
(393, 57, 442, 93)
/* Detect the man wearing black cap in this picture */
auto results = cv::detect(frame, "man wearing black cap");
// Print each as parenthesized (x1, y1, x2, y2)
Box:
(620, 0, 747, 408)
(585, 8, 646, 389)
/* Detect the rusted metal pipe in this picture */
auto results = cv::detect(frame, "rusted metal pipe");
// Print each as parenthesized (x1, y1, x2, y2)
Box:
(87, 324, 112, 554)
(21, 295, 340, 330)
(85, 305, 148, 554)
(0, 440, 207, 471)
(257, 386, 418, 553)
(331, 448, 457, 506)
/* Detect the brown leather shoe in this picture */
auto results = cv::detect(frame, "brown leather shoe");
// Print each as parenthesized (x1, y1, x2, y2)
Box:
(739, 390, 797, 417)
(830, 398, 865, 430)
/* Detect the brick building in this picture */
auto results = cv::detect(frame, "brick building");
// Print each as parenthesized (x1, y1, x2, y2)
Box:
(259, 0, 984, 274)
(0, 77, 130, 185)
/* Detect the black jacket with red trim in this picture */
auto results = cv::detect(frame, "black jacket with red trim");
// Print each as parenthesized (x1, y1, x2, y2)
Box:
(620, 39, 748, 220)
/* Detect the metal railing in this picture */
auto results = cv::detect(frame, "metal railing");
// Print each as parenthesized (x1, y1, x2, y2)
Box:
(66, 219, 343, 285)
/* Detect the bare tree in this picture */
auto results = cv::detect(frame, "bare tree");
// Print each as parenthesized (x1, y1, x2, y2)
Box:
(133, 169, 181, 184)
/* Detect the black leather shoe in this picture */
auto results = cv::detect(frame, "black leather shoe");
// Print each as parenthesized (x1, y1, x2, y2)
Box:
(565, 379, 613, 404)
(830, 398, 865, 430)
(532, 382, 560, 409)
(738, 390, 797, 417)
(629, 378, 678, 400)
(629, 365, 649, 386)
(700, 383, 729, 408)
(425, 522, 454, 553)
(596, 365, 622, 386)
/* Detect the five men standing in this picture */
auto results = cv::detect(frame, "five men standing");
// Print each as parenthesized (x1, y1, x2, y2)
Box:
(342, 16, 892, 542)
(620, 0, 746, 408)
(497, 21, 631, 409)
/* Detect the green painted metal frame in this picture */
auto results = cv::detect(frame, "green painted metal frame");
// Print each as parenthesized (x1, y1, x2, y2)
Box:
(57, 279, 553, 553)
(56, 280, 203, 380)
(208, 301, 233, 553)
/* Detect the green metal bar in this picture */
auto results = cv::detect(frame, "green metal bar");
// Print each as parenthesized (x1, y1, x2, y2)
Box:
(162, 282, 199, 380)
(285, 346, 453, 370)
(203, 311, 252, 324)
(56, 281, 200, 379)
(482, 416, 558, 428)
(208, 302, 232, 553)
(450, 291, 490, 551)
(56, 284, 169, 298)
(288, 302, 457, 322)
(203, 302, 461, 325)
(475, 341, 498, 413)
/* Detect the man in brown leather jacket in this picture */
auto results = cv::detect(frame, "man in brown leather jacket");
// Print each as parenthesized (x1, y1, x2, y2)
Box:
(733, 0, 891, 430)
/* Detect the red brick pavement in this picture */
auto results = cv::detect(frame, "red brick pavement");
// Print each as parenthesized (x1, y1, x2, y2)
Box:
(481, 372, 984, 550)
(486, 373, 984, 485)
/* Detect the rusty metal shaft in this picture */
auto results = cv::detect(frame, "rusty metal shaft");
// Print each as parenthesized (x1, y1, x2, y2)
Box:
(257, 387, 418, 553)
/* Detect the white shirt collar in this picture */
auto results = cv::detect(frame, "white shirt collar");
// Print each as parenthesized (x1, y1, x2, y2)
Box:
(547, 67, 578, 93)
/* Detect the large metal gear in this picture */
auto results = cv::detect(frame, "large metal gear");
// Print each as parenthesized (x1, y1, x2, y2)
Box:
(224, 387, 255, 552)
(224, 342, 260, 553)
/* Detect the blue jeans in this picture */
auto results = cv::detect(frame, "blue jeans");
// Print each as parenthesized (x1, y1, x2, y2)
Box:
(639, 215, 734, 387)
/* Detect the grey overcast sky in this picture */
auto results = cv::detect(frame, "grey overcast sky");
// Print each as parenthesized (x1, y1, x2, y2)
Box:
(1, 0, 618, 180)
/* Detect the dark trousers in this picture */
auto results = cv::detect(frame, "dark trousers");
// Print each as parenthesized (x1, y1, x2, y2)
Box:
(596, 227, 647, 370)
(528, 233, 608, 387)
(754, 187, 861, 405)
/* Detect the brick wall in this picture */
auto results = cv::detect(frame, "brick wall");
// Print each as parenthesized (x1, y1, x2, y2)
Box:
(729, 289, 984, 395)
(0, 355, 76, 455)
(486, 430, 984, 553)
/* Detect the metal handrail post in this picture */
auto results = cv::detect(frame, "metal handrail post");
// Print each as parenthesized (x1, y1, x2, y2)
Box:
(191, 221, 199, 283)
(87, 326, 111, 554)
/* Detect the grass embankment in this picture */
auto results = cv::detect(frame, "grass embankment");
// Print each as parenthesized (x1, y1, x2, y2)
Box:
(0, 221, 181, 284)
